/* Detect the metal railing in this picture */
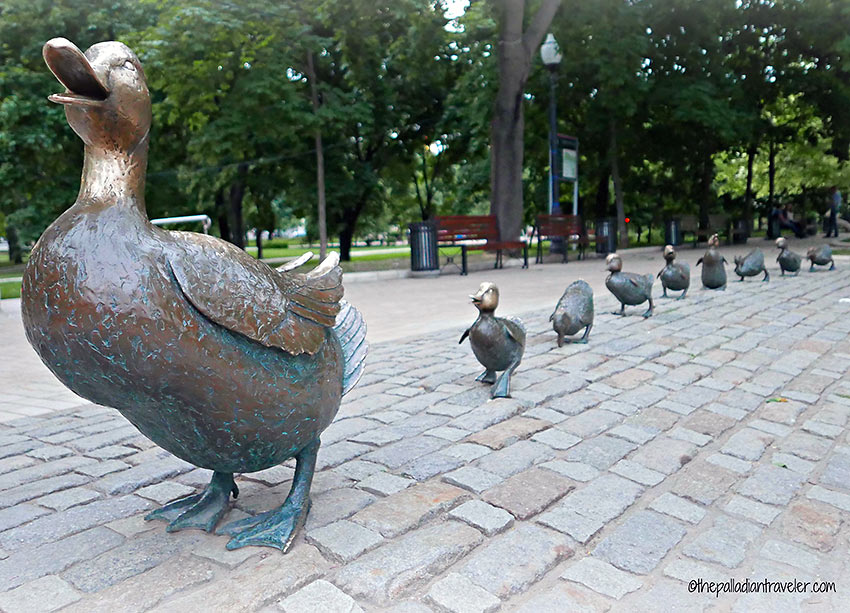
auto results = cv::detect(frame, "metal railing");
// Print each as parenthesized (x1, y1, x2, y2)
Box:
(150, 214, 212, 234)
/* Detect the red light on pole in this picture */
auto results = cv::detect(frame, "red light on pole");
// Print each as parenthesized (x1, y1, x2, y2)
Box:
(625, 217, 631, 224)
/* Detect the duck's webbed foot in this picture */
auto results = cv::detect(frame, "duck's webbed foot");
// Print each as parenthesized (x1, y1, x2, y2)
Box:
(476, 369, 498, 384)
(145, 471, 237, 533)
(219, 439, 319, 552)
(491, 361, 519, 399)
(611, 304, 626, 316)
(578, 323, 592, 344)
(677, 288, 688, 300)
(642, 298, 654, 318)
(763, 270, 770, 282)
(830, 261, 836, 270)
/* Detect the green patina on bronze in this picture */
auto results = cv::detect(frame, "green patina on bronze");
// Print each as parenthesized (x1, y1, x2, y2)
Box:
(734, 248, 770, 282)
(550, 279, 594, 346)
(605, 253, 654, 318)
(21, 38, 367, 552)
(775, 237, 802, 276)
(657, 245, 690, 300)
(696, 234, 728, 290)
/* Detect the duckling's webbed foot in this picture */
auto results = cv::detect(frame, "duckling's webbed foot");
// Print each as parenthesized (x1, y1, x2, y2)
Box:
(145, 471, 236, 533)
(491, 361, 519, 399)
(476, 369, 498, 384)
(677, 289, 688, 300)
(829, 261, 835, 270)
(220, 439, 319, 553)
(642, 298, 654, 318)
(763, 269, 770, 282)
(578, 323, 592, 344)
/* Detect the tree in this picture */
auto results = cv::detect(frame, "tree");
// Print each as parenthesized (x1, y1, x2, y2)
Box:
(490, 0, 560, 242)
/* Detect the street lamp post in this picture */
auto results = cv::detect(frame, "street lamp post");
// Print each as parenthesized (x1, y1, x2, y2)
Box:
(540, 33, 563, 251)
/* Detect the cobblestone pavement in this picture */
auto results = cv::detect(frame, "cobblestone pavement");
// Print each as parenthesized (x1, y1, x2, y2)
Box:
(1, 266, 850, 611)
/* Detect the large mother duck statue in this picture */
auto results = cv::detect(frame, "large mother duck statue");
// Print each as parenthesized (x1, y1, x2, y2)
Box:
(21, 38, 367, 552)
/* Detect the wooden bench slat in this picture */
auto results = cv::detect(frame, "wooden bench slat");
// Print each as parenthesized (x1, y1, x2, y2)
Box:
(434, 215, 528, 275)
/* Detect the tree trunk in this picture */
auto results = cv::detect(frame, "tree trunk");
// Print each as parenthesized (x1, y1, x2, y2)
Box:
(768, 139, 776, 211)
(228, 170, 246, 250)
(215, 189, 230, 243)
(609, 119, 627, 248)
(306, 52, 328, 259)
(256, 230, 263, 260)
(490, 0, 561, 242)
(339, 223, 353, 262)
(594, 170, 610, 219)
(6, 225, 22, 264)
(745, 145, 756, 233)
(699, 152, 714, 237)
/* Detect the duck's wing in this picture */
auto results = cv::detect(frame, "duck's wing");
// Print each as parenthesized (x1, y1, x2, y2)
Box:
(503, 316, 527, 348)
(333, 300, 368, 395)
(167, 232, 342, 355)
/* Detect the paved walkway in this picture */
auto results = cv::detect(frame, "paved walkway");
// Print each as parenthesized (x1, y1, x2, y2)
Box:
(0, 239, 849, 611)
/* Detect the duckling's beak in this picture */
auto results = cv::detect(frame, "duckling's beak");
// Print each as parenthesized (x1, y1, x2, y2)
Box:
(43, 38, 109, 106)
(470, 294, 482, 304)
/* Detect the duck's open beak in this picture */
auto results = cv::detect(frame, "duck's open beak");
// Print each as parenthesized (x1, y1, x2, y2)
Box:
(470, 294, 482, 304)
(43, 38, 109, 106)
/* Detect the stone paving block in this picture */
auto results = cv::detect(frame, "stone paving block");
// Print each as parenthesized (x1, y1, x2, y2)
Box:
(351, 481, 468, 538)
(335, 522, 482, 606)
(561, 557, 642, 600)
(736, 465, 806, 505)
(448, 399, 525, 432)
(648, 493, 706, 524)
(803, 419, 843, 439)
(615, 384, 668, 409)
(425, 426, 470, 441)
(442, 443, 490, 463)
(280, 579, 364, 613)
(0, 526, 124, 590)
(467, 416, 550, 450)
(548, 390, 606, 416)
(705, 453, 751, 474)
(458, 523, 572, 598)
(593, 510, 686, 574)
(630, 437, 695, 475)
(608, 424, 658, 445)
(681, 410, 736, 438)
(723, 495, 781, 526)
(0, 503, 49, 532)
(85, 445, 137, 460)
(321, 417, 382, 445)
(68, 425, 139, 453)
(25, 445, 72, 462)
(482, 467, 575, 520)
(663, 557, 728, 585)
(157, 545, 329, 612)
(704, 402, 747, 421)
(778, 431, 833, 461)
(92, 458, 191, 495)
(362, 436, 445, 469)
(0, 456, 95, 492)
(304, 487, 377, 531)
(720, 428, 774, 461)
(62, 529, 203, 593)
(807, 485, 850, 512)
(683, 515, 762, 568)
(748, 418, 792, 438)
(564, 436, 636, 471)
(668, 427, 711, 447)
(190, 535, 262, 569)
(400, 453, 465, 481)
(307, 520, 384, 563)
(317, 441, 374, 470)
(443, 466, 502, 494)
(540, 460, 599, 482)
(135, 481, 195, 504)
(624, 406, 678, 432)
(0, 575, 81, 613)
(780, 501, 843, 552)
(760, 539, 820, 572)
(475, 440, 554, 478)
(513, 582, 613, 613)
(357, 472, 414, 497)
(245, 465, 295, 486)
(671, 462, 738, 505)
(530, 427, 580, 450)
(449, 500, 514, 536)
(560, 409, 622, 438)
(610, 460, 665, 486)
(425, 572, 500, 613)
(624, 577, 716, 612)
(758, 399, 807, 425)
(0, 495, 150, 551)
(538, 475, 643, 543)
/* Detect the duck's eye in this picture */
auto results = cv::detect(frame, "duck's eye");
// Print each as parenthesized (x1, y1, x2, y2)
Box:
(123, 60, 135, 71)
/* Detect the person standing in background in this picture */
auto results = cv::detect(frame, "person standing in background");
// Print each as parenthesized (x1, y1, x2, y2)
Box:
(825, 186, 841, 238)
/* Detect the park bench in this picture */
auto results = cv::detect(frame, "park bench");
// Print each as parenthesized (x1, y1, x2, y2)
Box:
(533, 214, 590, 263)
(434, 215, 528, 275)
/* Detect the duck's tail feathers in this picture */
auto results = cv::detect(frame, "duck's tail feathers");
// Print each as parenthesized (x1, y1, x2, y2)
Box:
(334, 300, 368, 396)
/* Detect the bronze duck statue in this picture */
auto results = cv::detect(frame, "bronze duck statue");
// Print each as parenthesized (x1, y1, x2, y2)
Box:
(605, 253, 654, 317)
(696, 233, 727, 289)
(21, 38, 367, 552)
(460, 282, 525, 398)
(550, 279, 593, 346)
(775, 237, 801, 276)
(733, 248, 769, 282)
(807, 244, 835, 271)
(657, 245, 690, 299)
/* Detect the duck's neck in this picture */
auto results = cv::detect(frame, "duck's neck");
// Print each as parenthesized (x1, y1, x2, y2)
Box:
(76, 136, 149, 217)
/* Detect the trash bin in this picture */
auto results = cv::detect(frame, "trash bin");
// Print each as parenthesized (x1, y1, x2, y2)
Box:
(664, 218, 681, 246)
(732, 219, 749, 244)
(408, 221, 439, 276)
(595, 218, 617, 254)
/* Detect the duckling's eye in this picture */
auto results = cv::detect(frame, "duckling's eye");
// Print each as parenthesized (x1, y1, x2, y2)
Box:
(123, 60, 136, 71)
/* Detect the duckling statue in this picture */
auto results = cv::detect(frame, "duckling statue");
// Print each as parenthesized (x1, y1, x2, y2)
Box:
(550, 280, 594, 346)
(775, 237, 802, 276)
(657, 245, 690, 299)
(21, 38, 368, 552)
(460, 282, 526, 398)
(733, 248, 769, 282)
(807, 245, 835, 271)
(605, 253, 654, 318)
(696, 234, 728, 289)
